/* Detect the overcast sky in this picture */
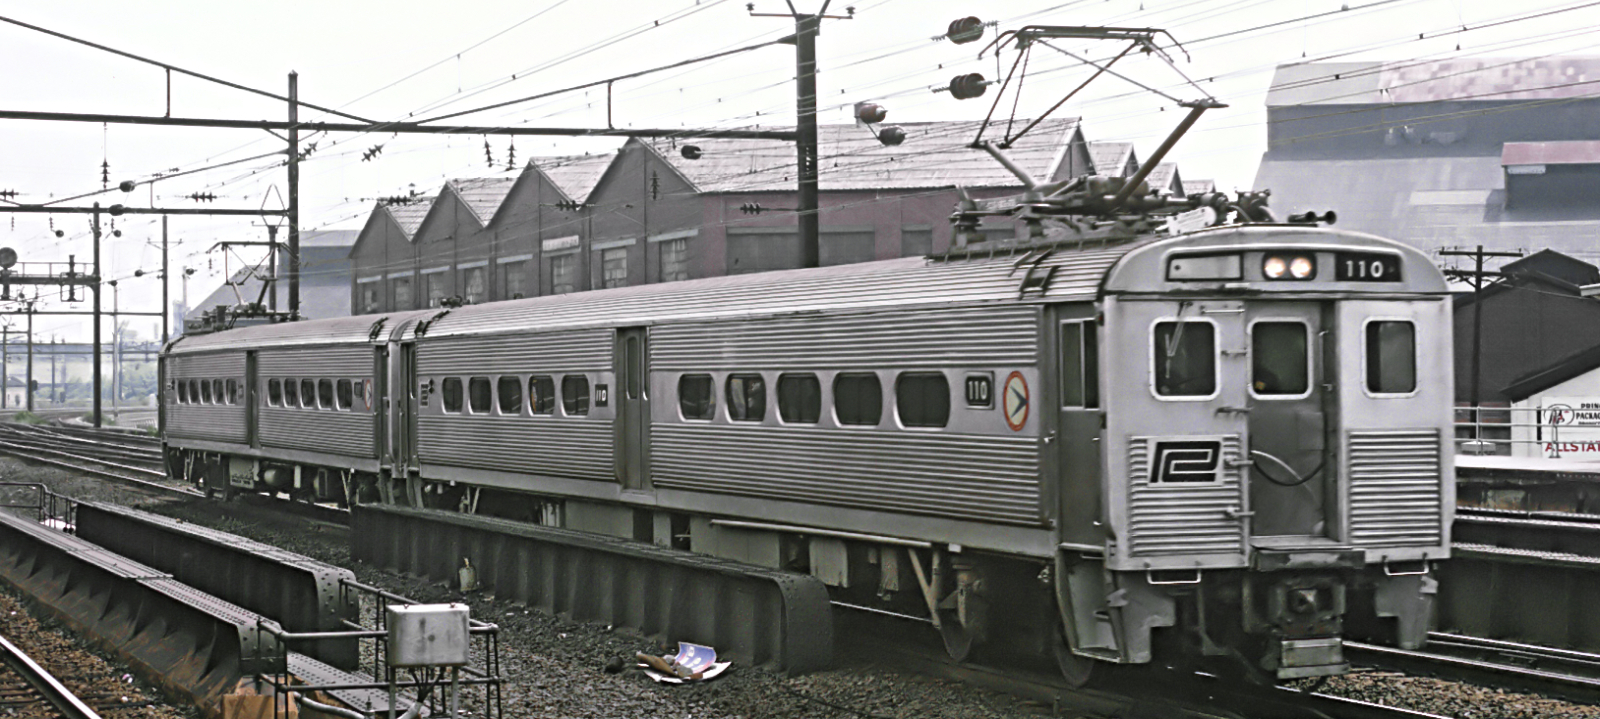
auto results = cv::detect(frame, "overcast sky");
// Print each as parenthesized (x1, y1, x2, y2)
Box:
(1, 0, 1596, 340)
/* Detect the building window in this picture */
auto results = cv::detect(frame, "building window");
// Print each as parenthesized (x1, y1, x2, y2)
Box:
(530, 375, 557, 415)
(659, 238, 690, 282)
(1366, 321, 1417, 394)
(336, 379, 354, 410)
(283, 378, 299, 407)
(726, 373, 766, 422)
(468, 377, 492, 414)
(561, 375, 589, 415)
(498, 376, 523, 414)
(426, 273, 448, 308)
(1153, 321, 1216, 397)
(901, 229, 934, 257)
(777, 373, 821, 424)
(678, 374, 715, 420)
(834, 372, 882, 426)
(361, 284, 382, 314)
(551, 254, 578, 295)
(393, 277, 413, 310)
(896, 372, 950, 428)
(462, 267, 486, 304)
(501, 261, 528, 300)
(601, 248, 628, 289)
(441, 377, 464, 413)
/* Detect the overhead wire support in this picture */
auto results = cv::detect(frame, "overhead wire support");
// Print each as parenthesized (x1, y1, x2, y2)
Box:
(0, 14, 375, 124)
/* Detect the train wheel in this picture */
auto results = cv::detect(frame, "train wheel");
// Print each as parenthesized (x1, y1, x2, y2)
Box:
(939, 616, 975, 662)
(1053, 626, 1096, 687)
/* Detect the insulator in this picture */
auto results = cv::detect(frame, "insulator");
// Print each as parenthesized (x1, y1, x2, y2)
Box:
(108, 204, 126, 217)
(681, 145, 703, 160)
(739, 203, 764, 215)
(947, 16, 985, 44)
(854, 102, 887, 124)
(949, 73, 988, 100)
(118, 180, 136, 193)
(877, 126, 907, 146)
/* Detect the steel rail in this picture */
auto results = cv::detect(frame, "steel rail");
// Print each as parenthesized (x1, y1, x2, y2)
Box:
(1347, 635, 1600, 705)
(0, 440, 197, 498)
(0, 630, 104, 719)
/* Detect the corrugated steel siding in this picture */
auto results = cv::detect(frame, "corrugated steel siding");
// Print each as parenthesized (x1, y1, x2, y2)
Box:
(259, 347, 376, 377)
(167, 405, 249, 444)
(1126, 436, 1246, 556)
(260, 408, 377, 459)
(652, 306, 1038, 370)
(167, 352, 245, 377)
(166, 352, 247, 443)
(417, 416, 614, 481)
(1348, 429, 1443, 547)
(651, 425, 1042, 526)
(416, 330, 612, 375)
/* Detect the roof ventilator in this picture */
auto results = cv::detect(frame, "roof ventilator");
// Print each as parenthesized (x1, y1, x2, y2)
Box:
(1011, 249, 1059, 298)
(414, 309, 452, 338)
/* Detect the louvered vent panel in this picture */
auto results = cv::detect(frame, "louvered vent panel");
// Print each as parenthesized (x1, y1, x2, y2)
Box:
(1348, 429, 1443, 547)
(1126, 436, 1246, 557)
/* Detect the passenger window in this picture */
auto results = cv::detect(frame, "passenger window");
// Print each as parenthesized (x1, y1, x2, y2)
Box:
(300, 379, 316, 408)
(227, 379, 240, 405)
(777, 373, 821, 424)
(896, 372, 950, 428)
(441, 377, 463, 413)
(468, 377, 492, 414)
(201, 379, 213, 404)
(1366, 321, 1417, 394)
(1153, 321, 1216, 397)
(284, 378, 299, 407)
(336, 379, 354, 410)
(726, 374, 766, 422)
(1060, 321, 1099, 408)
(190, 380, 200, 404)
(213, 379, 224, 404)
(498, 377, 523, 415)
(178, 381, 190, 404)
(678, 374, 715, 420)
(561, 375, 589, 416)
(530, 376, 556, 415)
(318, 379, 335, 409)
(1252, 322, 1309, 396)
(834, 372, 882, 426)
(267, 379, 281, 407)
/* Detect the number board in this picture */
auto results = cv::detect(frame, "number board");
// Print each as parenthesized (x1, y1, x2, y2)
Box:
(964, 373, 993, 408)
(1334, 252, 1402, 282)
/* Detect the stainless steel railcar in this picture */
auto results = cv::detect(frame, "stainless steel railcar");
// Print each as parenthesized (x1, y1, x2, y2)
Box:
(162, 223, 1452, 681)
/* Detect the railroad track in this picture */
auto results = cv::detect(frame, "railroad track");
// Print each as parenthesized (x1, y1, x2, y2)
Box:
(0, 630, 102, 719)
(1348, 632, 1600, 706)
(831, 609, 1444, 719)
(0, 423, 193, 499)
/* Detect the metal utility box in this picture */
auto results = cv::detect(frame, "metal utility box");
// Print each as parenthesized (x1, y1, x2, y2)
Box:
(386, 604, 470, 667)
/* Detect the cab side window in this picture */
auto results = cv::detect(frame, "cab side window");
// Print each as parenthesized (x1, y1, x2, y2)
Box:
(1366, 320, 1416, 394)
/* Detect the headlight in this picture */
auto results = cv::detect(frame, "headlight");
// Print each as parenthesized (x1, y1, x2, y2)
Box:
(1263, 256, 1287, 279)
(1290, 256, 1315, 279)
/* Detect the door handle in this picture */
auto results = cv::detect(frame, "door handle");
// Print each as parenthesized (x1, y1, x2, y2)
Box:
(1225, 506, 1256, 519)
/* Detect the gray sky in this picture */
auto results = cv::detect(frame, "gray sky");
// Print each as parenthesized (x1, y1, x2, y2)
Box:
(2, 0, 1597, 339)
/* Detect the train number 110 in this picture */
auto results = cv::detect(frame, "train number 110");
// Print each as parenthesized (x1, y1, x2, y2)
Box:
(1333, 252, 1402, 282)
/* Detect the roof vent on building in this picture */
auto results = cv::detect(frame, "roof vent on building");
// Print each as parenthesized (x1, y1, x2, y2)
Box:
(681, 145, 703, 160)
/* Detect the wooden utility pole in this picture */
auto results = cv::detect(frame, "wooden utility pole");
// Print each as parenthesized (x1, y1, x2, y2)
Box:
(1441, 245, 1524, 439)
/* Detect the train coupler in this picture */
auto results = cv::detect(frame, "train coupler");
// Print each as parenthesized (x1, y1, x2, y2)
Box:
(1276, 636, 1349, 679)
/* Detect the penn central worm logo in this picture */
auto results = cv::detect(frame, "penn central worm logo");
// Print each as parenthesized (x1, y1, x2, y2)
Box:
(1151, 440, 1223, 483)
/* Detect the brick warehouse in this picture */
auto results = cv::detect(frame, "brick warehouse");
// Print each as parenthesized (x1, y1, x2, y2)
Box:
(347, 118, 1206, 312)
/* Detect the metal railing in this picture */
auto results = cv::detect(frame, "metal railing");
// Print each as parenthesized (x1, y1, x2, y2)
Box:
(256, 579, 503, 719)
(1453, 404, 1600, 458)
